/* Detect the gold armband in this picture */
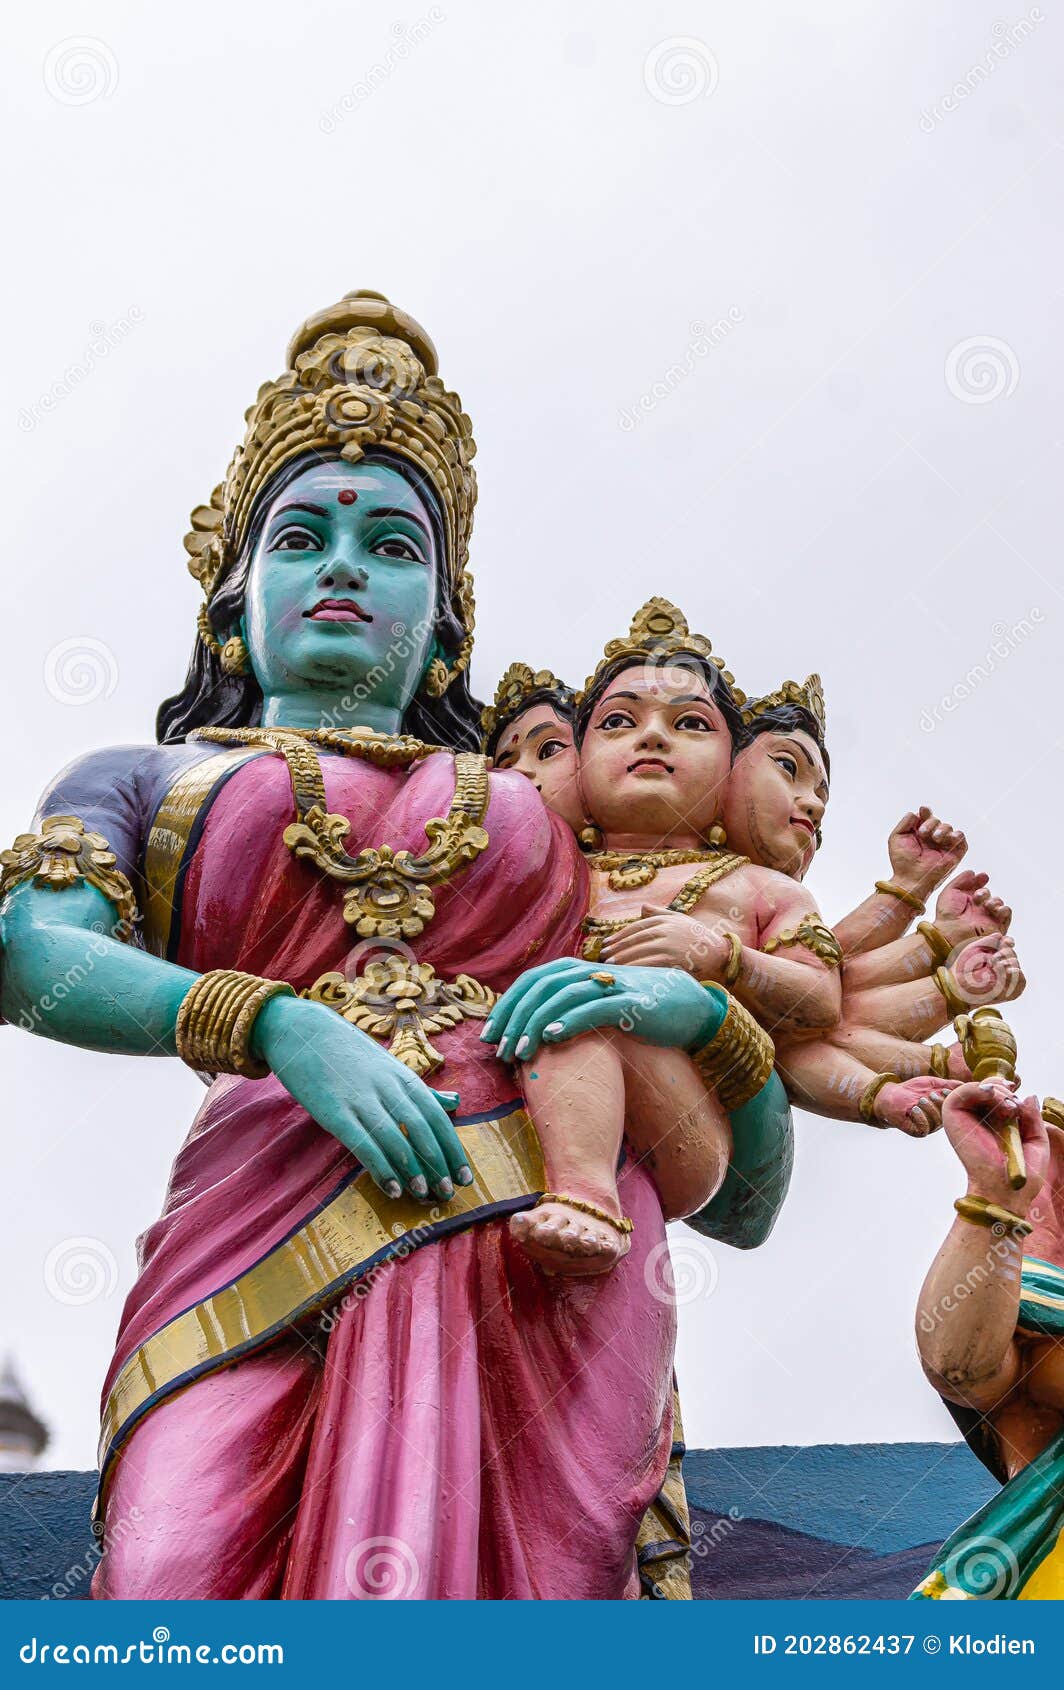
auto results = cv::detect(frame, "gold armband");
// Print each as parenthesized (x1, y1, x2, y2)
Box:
(875, 879, 925, 913)
(933, 965, 969, 1019)
(929, 1043, 952, 1080)
(175, 969, 295, 1079)
(762, 916, 843, 969)
(917, 921, 953, 968)
(1043, 1097, 1064, 1130)
(953, 1194, 1032, 1239)
(691, 991, 774, 1112)
(858, 1070, 899, 1126)
(0, 814, 138, 931)
(721, 930, 743, 986)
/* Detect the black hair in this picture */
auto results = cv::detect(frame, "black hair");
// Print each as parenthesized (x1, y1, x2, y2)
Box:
(742, 703, 830, 780)
(573, 651, 747, 749)
(483, 684, 576, 760)
(156, 448, 483, 750)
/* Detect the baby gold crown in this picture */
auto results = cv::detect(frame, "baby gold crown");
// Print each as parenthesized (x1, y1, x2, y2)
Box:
(480, 663, 574, 742)
(742, 674, 826, 738)
(579, 597, 745, 703)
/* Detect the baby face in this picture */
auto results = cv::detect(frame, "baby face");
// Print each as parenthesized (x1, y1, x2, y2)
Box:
(492, 702, 586, 833)
(722, 728, 828, 879)
(578, 664, 733, 846)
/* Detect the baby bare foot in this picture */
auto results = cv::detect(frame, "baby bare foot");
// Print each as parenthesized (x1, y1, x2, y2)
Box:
(510, 1198, 631, 1277)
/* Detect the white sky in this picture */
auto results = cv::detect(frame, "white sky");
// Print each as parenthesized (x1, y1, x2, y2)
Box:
(2, 0, 1062, 1469)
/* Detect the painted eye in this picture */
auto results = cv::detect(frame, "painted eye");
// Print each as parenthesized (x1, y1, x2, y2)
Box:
(271, 526, 322, 552)
(773, 755, 798, 778)
(598, 710, 634, 731)
(372, 536, 423, 562)
(676, 713, 712, 732)
(538, 738, 565, 761)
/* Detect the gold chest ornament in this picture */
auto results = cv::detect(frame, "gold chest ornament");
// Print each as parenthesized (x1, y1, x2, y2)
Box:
(191, 726, 490, 940)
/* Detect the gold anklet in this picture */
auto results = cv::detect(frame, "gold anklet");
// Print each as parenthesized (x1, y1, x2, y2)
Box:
(537, 1193, 634, 1235)
(954, 1194, 1032, 1238)
(176, 969, 295, 1078)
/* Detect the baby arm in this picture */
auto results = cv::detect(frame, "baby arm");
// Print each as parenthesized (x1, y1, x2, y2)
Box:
(600, 879, 842, 1036)
(775, 1032, 956, 1136)
(833, 809, 967, 958)
(740, 876, 842, 1035)
(843, 870, 1012, 992)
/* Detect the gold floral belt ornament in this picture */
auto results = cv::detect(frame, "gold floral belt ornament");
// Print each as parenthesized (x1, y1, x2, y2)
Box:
(306, 956, 496, 1077)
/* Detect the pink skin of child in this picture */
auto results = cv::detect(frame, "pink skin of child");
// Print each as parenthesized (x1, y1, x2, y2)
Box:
(509, 664, 841, 1276)
(490, 702, 587, 834)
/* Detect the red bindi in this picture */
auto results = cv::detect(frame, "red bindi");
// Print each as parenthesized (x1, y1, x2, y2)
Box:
(337, 489, 358, 505)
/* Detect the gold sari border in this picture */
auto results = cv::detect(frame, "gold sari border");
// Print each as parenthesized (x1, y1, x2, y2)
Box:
(97, 1103, 545, 1510)
(142, 749, 263, 959)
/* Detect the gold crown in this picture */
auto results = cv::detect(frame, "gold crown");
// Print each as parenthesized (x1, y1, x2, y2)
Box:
(742, 674, 826, 738)
(579, 598, 744, 703)
(480, 663, 573, 742)
(184, 288, 477, 636)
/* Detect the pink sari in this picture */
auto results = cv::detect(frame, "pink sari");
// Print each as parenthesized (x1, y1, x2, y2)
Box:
(93, 750, 675, 1599)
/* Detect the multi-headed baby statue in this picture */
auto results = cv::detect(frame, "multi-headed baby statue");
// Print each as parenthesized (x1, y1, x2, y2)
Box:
(0, 292, 1058, 1601)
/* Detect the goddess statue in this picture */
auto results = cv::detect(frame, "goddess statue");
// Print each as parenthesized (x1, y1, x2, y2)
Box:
(0, 292, 790, 1600)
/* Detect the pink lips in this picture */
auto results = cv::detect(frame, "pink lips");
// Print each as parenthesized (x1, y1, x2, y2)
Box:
(305, 597, 372, 623)
(628, 757, 673, 774)
(791, 817, 816, 838)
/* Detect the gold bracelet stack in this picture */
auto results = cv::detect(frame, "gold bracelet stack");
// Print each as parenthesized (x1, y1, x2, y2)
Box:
(691, 991, 774, 1113)
(175, 969, 295, 1078)
(929, 1043, 952, 1080)
(917, 921, 953, 968)
(954, 1194, 1032, 1239)
(875, 879, 925, 913)
(721, 931, 743, 986)
(858, 1070, 900, 1126)
(933, 965, 969, 1019)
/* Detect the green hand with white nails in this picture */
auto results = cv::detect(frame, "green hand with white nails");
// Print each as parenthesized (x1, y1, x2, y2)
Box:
(481, 957, 728, 1061)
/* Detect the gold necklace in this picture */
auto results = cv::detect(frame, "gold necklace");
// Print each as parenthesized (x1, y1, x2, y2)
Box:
(581, 853, 748, 959)
(191, 724, 441, 768)
(587, 845, 726, 892)
(189, 726, 489, 940)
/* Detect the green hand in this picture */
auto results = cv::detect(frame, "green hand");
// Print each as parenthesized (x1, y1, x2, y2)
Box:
(481, 958, 726, 1062)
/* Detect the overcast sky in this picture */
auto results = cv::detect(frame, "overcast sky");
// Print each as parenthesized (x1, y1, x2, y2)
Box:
(3, 1, 1062, 1469)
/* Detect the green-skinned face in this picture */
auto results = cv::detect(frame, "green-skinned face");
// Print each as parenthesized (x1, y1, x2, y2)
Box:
(241, 458, 442, 731)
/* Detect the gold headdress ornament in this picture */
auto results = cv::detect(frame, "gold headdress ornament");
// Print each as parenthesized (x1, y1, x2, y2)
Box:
(480, 663, 574, 744)
(578, 598, 745, 705)
(186, 288, 478, 686)
(741, 674, 826, 739)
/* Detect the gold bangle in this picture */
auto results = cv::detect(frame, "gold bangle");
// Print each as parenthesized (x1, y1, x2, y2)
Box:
(929, 1043, 952, 1080)
(1043, 1097, 1064, 1130)
(691, 991, 775, 1113)
(917, 921, 953, 968)
(875, 879, 925, 913)
(933, 965, 968, 1019)
(953, 1194, 1032, 1239)
(176, 969, 295, 1078)
(721, 931, 743, 986)
(858, 1070, 900, 1126)
(537, 1193, 634, 1235)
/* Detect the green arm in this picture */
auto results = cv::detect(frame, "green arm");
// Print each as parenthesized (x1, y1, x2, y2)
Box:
(0, 880, 470, 1201)
(685, 1070, 794, 1250)
(0, 882, 193, 1053)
